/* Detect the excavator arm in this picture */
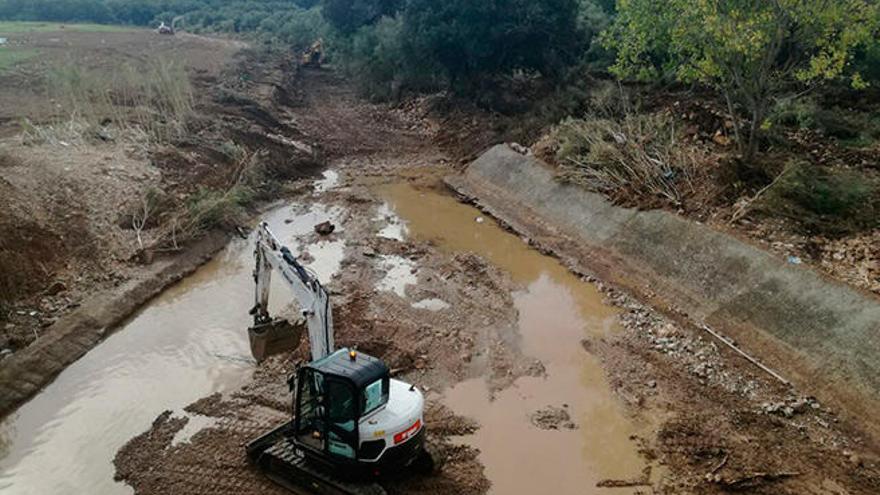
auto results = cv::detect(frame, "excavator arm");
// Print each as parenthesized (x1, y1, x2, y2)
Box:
(249, 222, 334, 362)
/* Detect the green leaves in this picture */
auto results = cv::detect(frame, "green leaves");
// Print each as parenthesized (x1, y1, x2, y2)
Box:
(605, 0, 880, 158)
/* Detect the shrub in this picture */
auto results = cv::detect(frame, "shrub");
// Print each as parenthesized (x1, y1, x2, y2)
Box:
(334, 15, 437, 100)
(186, 186, 253, 231)
(769, 97, 880, 146)
(606, 0, 880, 159)
(761, 162, 879, 235)
(554, 112, 716, 205)
(321, 0, 400, 34)
(276, 7, 327, 49)
(402, 0, 584, 95)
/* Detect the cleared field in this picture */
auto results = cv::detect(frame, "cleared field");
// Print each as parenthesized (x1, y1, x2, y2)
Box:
(0, 29, 244, 137)
(0, 48, 37, 71)
(0, 21, 131, 34)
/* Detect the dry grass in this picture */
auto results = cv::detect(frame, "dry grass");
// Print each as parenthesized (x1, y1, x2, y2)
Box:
(145, 152, 265, 253)
(27, 59, 194, 146)
(0, 149, 21, 168)
(553, 112, 718, 206)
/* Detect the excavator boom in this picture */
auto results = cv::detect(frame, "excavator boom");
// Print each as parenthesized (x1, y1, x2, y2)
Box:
(249, 222, 333, 361)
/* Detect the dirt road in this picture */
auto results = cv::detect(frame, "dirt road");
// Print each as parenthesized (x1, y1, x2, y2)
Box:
(112, 68, 880, 495)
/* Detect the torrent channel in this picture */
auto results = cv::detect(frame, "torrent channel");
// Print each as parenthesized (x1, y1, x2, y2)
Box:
(379, 183, 650, 494)
(0, 204, 344, 495)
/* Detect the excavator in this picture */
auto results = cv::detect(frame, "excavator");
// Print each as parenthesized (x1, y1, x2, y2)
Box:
(245, 222, 432, 495)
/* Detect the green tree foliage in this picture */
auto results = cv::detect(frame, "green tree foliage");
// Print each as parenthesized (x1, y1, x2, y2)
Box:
(320, 0, 401, 33)
(605, 0, 880, 159)
(402, 0, 584, 93)
(0, 0, 327, 48)
(336, 16, 412, 99)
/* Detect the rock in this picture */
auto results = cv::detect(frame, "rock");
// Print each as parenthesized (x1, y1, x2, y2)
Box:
(849, 454, 863, 467)
(314, 221, 335, 236)
(712, 130, 732, 146)
(790, 398, 810, 413)
(298, 251, 315, 264)
(509, 142, 531, 155)
(0, 348, 12, 361)
(656, 323, 678, 338)
(95, 127, 115, 142)
(45, 281, 67, 296)
(363, 247, 377, 258)
(530, 406, 578, 430)
(647, 380, 657, 389)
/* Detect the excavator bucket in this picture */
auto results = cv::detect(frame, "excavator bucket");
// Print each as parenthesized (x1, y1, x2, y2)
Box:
(248, 317, 304, 362)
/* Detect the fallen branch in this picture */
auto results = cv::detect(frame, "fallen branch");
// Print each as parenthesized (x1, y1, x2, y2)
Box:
(729, 164, 792, 224)
(711, 454, 729, 474)
(704, 453, 729, 483)
(718, 471, 800, 490)
(700, 324, 790, 386)
(597, 466, 652, 488)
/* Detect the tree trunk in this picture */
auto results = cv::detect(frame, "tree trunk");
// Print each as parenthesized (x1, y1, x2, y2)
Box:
(744, 103, 766, 162)
(723, 90, 743, 156)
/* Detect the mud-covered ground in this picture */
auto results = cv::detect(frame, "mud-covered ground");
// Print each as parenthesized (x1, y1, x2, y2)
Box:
(0, 29, 318, 360)
(114, 66, 880, 495)
(2, 25, 877, 495)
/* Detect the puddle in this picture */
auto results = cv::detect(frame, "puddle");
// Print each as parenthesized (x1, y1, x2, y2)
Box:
(376, 255, 417, 298)
(411, 298, 450, 311)
(380, 183, 647, 494)
(375, 203, 408, 241)
(0, 203, 345, 495)
(314, 169, 340, 193)
(169, 413, 220, 448)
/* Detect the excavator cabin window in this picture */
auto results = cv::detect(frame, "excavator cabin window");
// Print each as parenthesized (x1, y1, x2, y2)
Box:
(362, 377, 389, 416)
(295, 368, 325, 452)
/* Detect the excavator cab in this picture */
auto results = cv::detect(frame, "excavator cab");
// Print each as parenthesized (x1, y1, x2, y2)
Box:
(292, 349, 390, 464)
(245, 222, 431, 494)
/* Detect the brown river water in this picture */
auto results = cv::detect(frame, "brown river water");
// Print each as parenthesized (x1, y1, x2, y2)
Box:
(380, 183, 648, 495)
(0, 177, 648, 495)
(0, 204, 345, 495)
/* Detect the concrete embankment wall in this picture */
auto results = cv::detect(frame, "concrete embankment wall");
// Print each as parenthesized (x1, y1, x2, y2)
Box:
(447, 144, 880, 427)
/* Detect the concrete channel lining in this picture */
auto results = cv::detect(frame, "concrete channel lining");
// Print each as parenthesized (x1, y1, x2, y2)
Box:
(449, 144, 880, 410)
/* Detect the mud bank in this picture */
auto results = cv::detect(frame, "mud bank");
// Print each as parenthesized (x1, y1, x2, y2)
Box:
(446, 145, 880, 435)
(0, 232, 230, 418)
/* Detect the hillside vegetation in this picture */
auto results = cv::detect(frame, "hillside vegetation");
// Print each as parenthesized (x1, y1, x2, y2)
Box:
(2, 0, 879, 292)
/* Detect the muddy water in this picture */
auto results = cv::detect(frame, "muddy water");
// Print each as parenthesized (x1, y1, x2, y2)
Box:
(0, 203, 344, 495)
(380, 183, 647, 494)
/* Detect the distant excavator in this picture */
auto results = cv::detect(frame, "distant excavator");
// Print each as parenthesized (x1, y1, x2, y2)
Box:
(156, 16, 184, 35)
(245, 222, 433, 495)
(302, 39, 325, 67)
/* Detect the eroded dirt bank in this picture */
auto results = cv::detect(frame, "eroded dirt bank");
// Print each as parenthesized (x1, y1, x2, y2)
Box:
(0, 33, 322, 416)
(112, 71, 880, 495)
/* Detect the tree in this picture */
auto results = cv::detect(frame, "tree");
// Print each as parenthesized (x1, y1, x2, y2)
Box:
(402, 0, 583, 94)
(321, 0, 401, 33)
(605, 0, 880, 159)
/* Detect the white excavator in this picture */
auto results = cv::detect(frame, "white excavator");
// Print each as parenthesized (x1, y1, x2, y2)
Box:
(245, 222, 432, 495)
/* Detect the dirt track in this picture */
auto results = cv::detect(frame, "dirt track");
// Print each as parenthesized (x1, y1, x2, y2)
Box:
(113, 68, 880, 495)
